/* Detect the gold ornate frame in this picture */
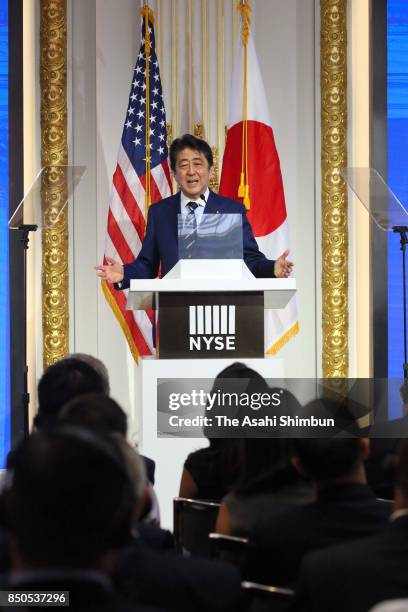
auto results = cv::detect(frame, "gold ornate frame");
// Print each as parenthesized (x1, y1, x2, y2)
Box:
(38, 1, 348, 375)
(321, 0, 348, 377)
(40, 0, 69, 368)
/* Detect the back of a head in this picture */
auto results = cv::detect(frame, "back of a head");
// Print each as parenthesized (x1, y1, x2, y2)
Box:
(59, 393, 127, 436)
(213, 362, 267, 382)
(233, 438, 294, 494)
(36, 358, 106, 429)
(3, 427, 133, 568)
(291, 438, 364, 483)
(65, 353, 110, 395)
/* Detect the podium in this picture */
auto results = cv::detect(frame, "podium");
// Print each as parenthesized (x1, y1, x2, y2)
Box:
(127, 261, 295, 359)
(126, 214, 296, 528)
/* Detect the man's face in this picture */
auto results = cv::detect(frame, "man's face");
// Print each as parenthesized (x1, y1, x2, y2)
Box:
(172, 148, 214, 199)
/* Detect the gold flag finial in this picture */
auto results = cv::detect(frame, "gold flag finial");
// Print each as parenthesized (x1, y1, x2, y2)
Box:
(140, 4, 155, 25)
(238, 1, 251, 46)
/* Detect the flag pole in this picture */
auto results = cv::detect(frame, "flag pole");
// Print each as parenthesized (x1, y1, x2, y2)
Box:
(238, 0, 251, 209)
(141, 3, 154, 218)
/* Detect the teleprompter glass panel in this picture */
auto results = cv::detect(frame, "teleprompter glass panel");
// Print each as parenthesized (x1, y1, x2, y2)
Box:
(177, 213, 243, 260)
(8, 165, 86, 230)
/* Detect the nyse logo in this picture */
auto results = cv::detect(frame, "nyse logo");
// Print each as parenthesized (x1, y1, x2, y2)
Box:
(189, 305, 236, 351)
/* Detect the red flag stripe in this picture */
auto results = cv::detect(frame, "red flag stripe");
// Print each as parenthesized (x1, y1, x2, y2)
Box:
(106, 284, 151, 355)
(140, 173, 162, 205)
(107, 210, 137, 263)
(113, 165, 145, 242)
(162, 160, 172, 192)
(152, 162, 172, 196)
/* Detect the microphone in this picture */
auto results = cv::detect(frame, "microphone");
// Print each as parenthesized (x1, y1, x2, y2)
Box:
(200, 193, 206, 204)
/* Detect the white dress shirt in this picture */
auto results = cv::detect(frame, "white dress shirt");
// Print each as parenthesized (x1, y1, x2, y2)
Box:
(180, 188, 210, 221)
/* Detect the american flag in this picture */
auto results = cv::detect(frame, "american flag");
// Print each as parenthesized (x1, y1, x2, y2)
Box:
(102, 8, 172, 361)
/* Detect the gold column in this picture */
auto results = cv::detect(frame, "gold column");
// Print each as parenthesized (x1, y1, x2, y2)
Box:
(321, 0, 348, 377)
(40, 0, 69, 368)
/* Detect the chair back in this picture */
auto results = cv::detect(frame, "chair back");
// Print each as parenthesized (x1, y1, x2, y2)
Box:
(209, 532, 249, 574)
(173, 497, 220, 557)
(241, 581, 295, 612)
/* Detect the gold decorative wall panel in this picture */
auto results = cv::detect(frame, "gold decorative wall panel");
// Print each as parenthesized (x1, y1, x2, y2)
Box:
(321, 0, 348, 377)
(40, 0, 69, 368)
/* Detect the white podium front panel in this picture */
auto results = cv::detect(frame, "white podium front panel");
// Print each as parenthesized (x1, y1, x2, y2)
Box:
(139, 357, 284, 530)
(127, 276, 296, 310)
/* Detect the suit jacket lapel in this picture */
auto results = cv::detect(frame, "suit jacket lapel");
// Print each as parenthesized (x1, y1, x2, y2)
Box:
(173, 191, 181, 215)
(203, 191, 220, 214)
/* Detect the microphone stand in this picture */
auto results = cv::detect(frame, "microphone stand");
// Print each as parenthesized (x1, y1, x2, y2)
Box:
(393, 226, 408, 379)
(18, 223, 38, 436)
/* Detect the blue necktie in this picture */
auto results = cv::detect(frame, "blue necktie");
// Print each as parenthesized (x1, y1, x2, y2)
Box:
(187, 201, 199, 214)
(185, 201, 199, 256)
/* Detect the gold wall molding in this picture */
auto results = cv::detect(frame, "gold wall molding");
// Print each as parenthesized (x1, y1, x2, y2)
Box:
(194, 123, 204, 139)
(321, 0, 348, 377)
(209, 146, 219, 193)
(40, 0, 69, 368)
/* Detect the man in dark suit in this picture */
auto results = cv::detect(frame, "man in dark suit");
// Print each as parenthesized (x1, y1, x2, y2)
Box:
(251, 438, 390, 586)
(0, 427, 162, 612)
(294, 440, 408, 612)
(96, 133, 293, 285)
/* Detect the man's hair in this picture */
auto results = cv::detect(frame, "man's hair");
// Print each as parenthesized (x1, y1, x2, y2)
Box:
(65, 353, 110, 395)
(3, 427, 134, 567)
(291, 439, 364, 482)
(59, 393, 128, 437)
(36, 358, 106, 429)
(169, 133, 213, 171)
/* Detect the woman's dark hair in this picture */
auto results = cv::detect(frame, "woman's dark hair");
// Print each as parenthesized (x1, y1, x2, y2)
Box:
(204, 363, 282, 493)
(169, 133, 213, 171)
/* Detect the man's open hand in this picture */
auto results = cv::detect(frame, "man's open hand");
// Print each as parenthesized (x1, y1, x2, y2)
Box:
(274, 250, 294, 278)
(95, 257, 124, 284)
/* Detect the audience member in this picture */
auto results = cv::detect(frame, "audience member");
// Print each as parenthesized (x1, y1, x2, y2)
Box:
(59, 393, 169, 547)
(66, 352, 111, 395)
(0, 427, 160, 612)
(179, 362, 269, 500)
(215, 438, 313, 537)
(294, 440, 408, 612)
(113, 540, 242, 612)
(251, 435, 391, 585)
(60, 392, 127, 435)
(34, 357, 106, 429)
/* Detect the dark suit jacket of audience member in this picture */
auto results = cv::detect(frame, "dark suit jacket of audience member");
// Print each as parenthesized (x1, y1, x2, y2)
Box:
(0, 525, 174, 576)
(184, 446, 230, 501)
(294, 514, 408, 612)
(252, 482, 391, 585)
(113, 539, 242, 612)
(137, 523, 174, 551)
(0, 574, 167, 612)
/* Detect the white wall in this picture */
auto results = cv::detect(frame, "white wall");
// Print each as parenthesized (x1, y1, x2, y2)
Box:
(69, 0, 318, 437)
(70, 0, 141, 440)
(252, 0, 317, 377)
